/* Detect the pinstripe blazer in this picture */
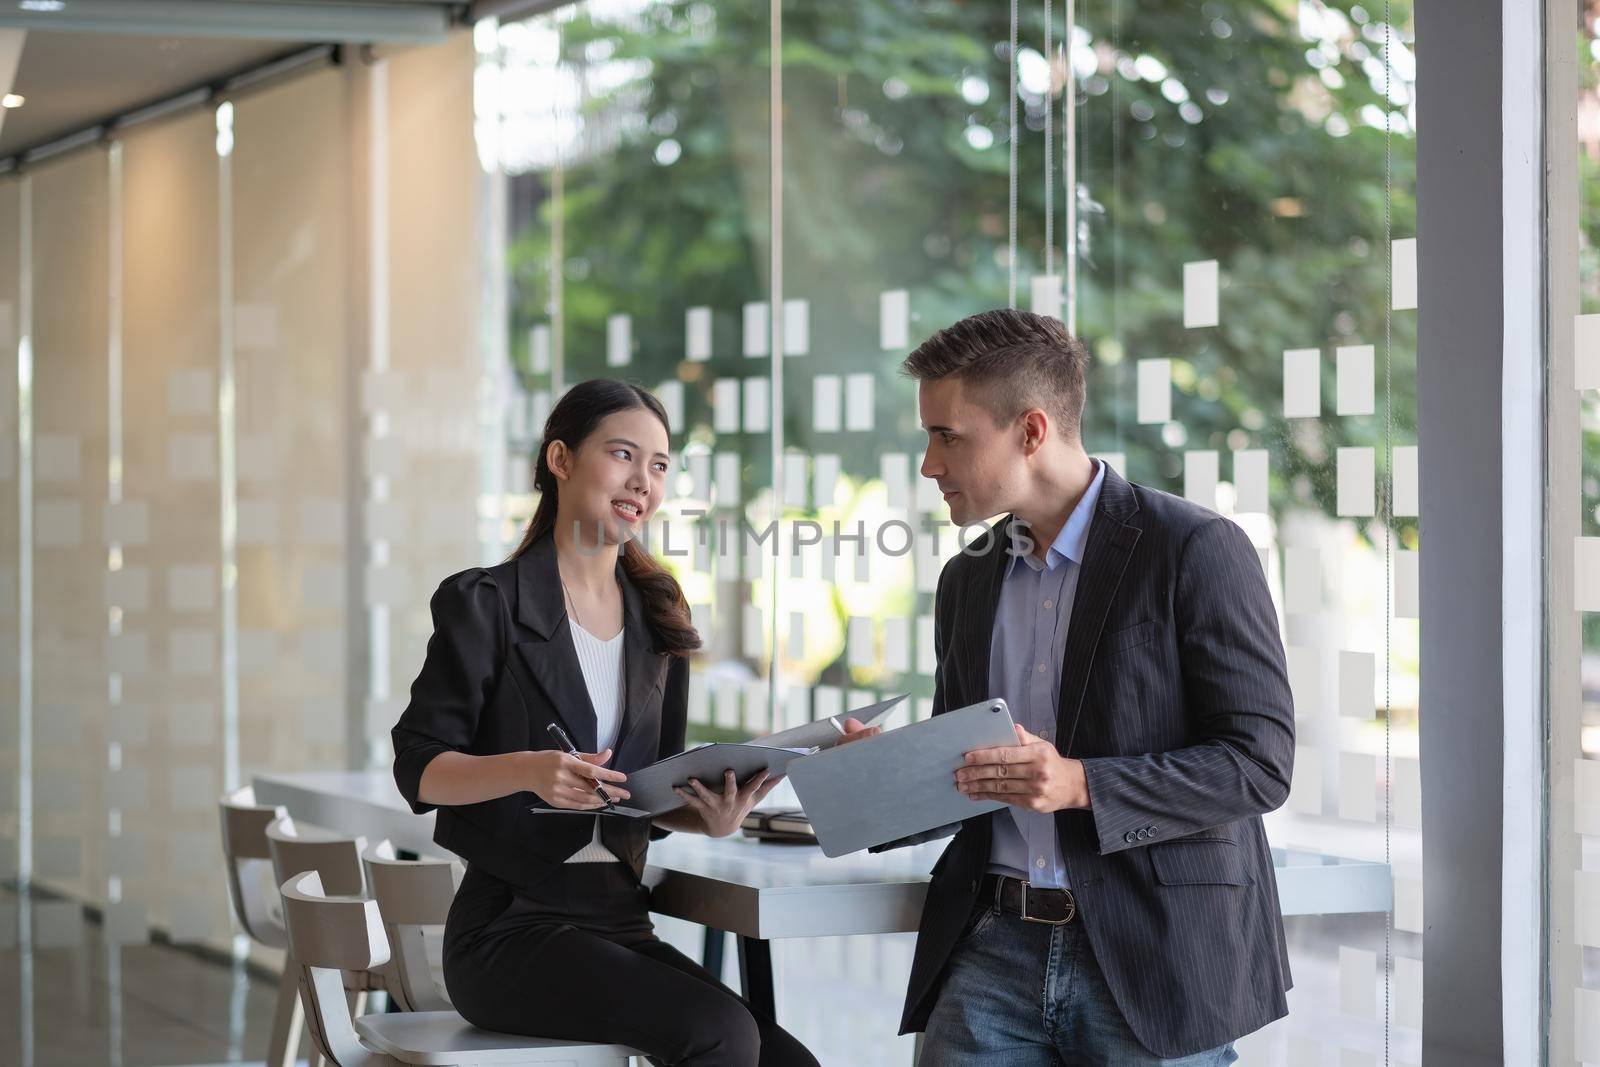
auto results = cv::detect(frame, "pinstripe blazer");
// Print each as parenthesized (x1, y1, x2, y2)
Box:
(893, 464, 1295, 1057)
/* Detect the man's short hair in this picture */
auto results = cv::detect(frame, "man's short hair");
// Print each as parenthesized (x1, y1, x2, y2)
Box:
(900, 308, 1090, 442)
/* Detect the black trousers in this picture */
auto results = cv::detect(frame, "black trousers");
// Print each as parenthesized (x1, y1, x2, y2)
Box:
(442, 862, 819, 1067)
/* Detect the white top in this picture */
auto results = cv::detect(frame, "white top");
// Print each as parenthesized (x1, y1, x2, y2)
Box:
(565, 620, 626, 863)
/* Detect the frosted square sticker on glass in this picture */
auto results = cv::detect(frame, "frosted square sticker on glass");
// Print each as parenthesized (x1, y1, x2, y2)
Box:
(1136, 359, 1171, 424)
(880, 289, 910, 350)
(1578, 536, 1600, 612)
(783, 299, 809, 356)
(881, 453, 911, 510)
(1183, 260, 1219, 328)
(1338, 945, 1376, 1019)
(35, 500, 82, 547)
(1233, 449, 1269, 513)
(1287, 745, 1321, 815)
(1338, 650, 1375, 719)
(845, 374, 875, 431)
(1393, 445, 1418, 517)
(1395, 550, 1419, 619)
(1338, 752, 1376, 822)
(782, 453, 807, 508)
(884, 617, 910, 673)
(711, 378, 741, 434)
(167, 367, 214, 416)
(1336, 447, 1375, 517)
(168, 433, 217, 482)
(813, 453, 840, 509)
(1577, 756, 1600, 836)
(1283, 546, 1321, 614)
(742, 377, 770, 433)
(685, 307, 712, 362)
(530, 324, 551, 373)
(743, 301, 769, 357)
(787, 612, 806, 661)
(1286, 646, 1321, 716)
(1283, 348, 1321, 418)
(606, 313, 632, 367)
(1395, 756, 1421, 829)
(1392, 237, 1418, 311)
(918, 615, 936, 675)
(1183, 450, 1218, 509)
(1578, 313, 1600, 390)
(847, 616, 873, 668)
(1578, 870, 1600, 948)
(166, 564, 216, 613)
(1030, 274, 1062, 320)
(33, 434, 81, 483)
(656, 380, 684, 434)
(813, 375, 842, 433)
(1335, 344, 1375, 415)
(714, 452, 740, 506)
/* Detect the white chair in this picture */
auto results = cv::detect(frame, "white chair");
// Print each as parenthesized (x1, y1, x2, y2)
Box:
(279, 870, 641, 1066)
(360, 840, 460, 1013)
(219, 787, 305, 1067)
(266, 815, 389, 1019)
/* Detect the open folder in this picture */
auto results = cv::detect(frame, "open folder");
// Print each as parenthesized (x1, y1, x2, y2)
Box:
(787, 699, 1018, 857)
(527, 693, 908, 818)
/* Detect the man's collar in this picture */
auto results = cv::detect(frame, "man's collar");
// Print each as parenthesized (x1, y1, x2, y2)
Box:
(1005, 458, 1106, 576)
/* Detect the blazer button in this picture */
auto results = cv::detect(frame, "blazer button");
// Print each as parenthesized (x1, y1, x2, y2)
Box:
(1123, 830, 1137, 844)
(1147, 827, 1158, 838)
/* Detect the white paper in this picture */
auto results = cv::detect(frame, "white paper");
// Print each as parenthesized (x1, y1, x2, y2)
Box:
(606, 313, 632, 367)
(783, 299, 809, 355)
(712, 378, 741, 434)
(1338, 651, 1375, 719)
(1283, 348, 1321, 418)
(1136, 359, 1171, 424)
(1336, 447, 1375, 517)
(1392, 237, 1418, 311)
(813, 453, 840, 508)
(1336, 344, 1375, 415)
(1395, 550, 1419, 619)
(1183, 260, 1219, 328)
(742, 376, 770, 433)
(880, 290, 910, 350)
(686, 307, 712, 362)
(1232, 449, 1269, 513)
(813, 375, 842, 433)
(33, 434, 81, 483)
(740, 301, 767, 358)
(845, 373, 875, 431)
(1183, 450, 1218, 509)
(1283, 546, 1321, 614)
(1393, 445, 1418, 516)
(1030, 274, 1063, 320)
(1338, 752, 1376, 822)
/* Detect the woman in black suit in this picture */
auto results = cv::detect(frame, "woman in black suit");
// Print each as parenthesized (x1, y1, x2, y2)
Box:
(391, 379, 826, 1066)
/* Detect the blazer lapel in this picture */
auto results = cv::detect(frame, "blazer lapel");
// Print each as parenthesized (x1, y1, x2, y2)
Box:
(612, 568, 667, 761)
(513, 534, 600, 753)
(1056, 466, 1141, 753)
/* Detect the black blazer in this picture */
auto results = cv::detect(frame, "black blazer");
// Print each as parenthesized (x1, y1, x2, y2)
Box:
(391, 532, 688, 889)
(895, 465, 1295, 1057)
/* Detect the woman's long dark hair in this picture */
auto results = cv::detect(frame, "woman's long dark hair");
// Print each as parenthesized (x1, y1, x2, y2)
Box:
(510, 378, 701, 658)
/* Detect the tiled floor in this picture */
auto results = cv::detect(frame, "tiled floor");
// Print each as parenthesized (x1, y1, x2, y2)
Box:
(0, 884, 287, 1067)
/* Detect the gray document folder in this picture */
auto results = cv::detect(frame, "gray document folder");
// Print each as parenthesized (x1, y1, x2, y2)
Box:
(786, 699, 1018, 857)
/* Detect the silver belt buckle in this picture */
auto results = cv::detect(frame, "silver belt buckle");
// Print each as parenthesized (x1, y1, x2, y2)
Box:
(1020, 879, 1075, 925)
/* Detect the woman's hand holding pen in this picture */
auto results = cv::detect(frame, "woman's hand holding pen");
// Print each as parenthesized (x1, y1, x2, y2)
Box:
(674, 769, 781, 837)
(524, 748, 631, 810)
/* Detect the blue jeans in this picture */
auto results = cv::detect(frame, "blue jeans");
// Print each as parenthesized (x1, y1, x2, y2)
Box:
(920, 895, 1239, 1067)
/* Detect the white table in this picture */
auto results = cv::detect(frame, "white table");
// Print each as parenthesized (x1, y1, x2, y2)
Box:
(253, 769, 1393, 1020)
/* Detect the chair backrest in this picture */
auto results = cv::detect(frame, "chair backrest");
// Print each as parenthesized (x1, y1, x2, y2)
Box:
(279, 871, 390, 1067)
(266, 815, 368, 899)
(361, 840, 461, 1012)
(219, 787, 288, 948)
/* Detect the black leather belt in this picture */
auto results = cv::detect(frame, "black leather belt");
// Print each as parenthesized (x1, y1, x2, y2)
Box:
(982, 873, 1076, 925)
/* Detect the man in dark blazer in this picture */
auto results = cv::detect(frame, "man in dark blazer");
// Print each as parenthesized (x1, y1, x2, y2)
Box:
(882, 309, 1295, 1064)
